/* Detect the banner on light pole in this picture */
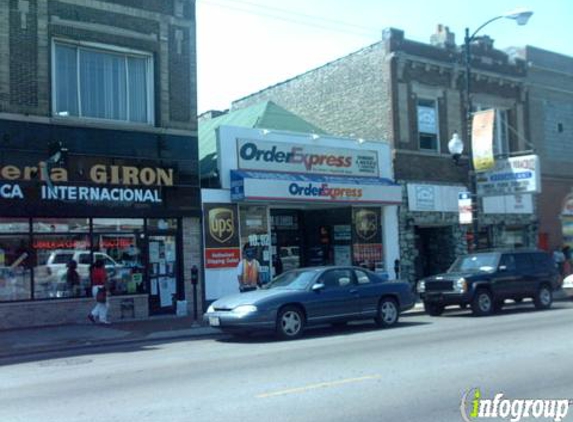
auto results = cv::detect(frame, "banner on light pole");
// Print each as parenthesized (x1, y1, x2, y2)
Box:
(471, 109, 495, 172)
(458, 192, 473, 225)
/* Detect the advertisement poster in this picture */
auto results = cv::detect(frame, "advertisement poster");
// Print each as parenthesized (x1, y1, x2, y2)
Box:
(471, 109, 495, 172)
(352, 207, 383, 268)
(334, 245, 352, 266)
(203, 203, 241, 269)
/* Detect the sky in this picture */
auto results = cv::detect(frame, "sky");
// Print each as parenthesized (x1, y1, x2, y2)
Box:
(196, 0, 573, 114)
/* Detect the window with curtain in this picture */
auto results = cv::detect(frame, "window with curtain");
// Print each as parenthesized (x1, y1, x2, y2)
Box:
(417, 99, 439, 152)
(54, 42, 153, 124)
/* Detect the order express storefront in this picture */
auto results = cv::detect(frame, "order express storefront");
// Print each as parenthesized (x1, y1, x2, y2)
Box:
(0, 119, 201, 329)
(202, 126, 402, 301)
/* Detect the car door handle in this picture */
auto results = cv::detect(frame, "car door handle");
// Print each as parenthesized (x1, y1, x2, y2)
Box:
(349, 289, 359, 295)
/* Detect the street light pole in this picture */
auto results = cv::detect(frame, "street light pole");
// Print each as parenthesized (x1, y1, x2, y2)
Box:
(454, 8, 533, 251)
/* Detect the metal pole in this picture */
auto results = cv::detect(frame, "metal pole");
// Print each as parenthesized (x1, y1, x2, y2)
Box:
(465, 27, 480, 251)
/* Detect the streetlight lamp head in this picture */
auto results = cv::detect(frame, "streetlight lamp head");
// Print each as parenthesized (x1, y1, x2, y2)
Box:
(448, 132, 464, 165)
(448, 132, 464, 155)
(504, 8, 533, 26)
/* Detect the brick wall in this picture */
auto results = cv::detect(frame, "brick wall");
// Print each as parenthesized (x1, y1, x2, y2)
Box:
(0, 0, 197, 132)
(0, 295, 149, 329)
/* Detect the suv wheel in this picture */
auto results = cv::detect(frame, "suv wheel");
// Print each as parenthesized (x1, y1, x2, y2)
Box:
(534, 285, 553, 310)
(424, 301, 444, 316)
(472, 289, 494, 316)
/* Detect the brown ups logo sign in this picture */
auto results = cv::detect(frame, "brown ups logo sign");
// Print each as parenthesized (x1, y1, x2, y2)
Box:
(353, 208, 379, 241)
(208, 207, 236, 243)
(203, 203, 241, 269)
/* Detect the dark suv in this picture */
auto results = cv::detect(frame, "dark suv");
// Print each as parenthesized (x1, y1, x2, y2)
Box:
(418, 250, 559, 316)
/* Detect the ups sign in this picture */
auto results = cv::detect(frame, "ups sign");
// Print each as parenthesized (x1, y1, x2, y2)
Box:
(353, 207, 381, 243)
(203, 203, 239, 248)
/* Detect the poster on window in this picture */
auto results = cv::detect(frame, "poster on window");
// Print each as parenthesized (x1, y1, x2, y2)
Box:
(352, 207, 383, 269)
(203, 203, 241, 269)
(471, 109, 495, 172)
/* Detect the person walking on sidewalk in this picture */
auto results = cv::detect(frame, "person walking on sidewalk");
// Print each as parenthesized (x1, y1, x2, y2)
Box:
(88, 259, 110, 324)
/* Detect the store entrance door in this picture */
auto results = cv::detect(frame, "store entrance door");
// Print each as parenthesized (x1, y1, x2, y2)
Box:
(147, 234, 179, 315)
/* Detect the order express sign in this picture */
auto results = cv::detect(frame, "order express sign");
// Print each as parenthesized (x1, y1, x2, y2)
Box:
(237, 139, 379, 177)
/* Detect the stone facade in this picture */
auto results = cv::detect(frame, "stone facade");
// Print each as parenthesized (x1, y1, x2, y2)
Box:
(231, 26, 535, 284)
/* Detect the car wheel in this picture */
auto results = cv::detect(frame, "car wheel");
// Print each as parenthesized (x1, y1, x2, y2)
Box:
(424, 301, 444, 316)
(472, 289, 493, 316)
(276, 306, 305, 340)
(534, 285, 553, 310)
(375, 297, 399, 328)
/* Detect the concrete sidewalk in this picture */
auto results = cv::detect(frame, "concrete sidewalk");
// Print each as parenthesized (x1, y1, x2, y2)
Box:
(1, 293, 569, 359)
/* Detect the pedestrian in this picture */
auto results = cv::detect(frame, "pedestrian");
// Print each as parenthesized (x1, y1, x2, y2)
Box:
(66, 259, 81, 297)
(273, 254, 283, 277)
(237, 245, 260, 293)
(88, 259, 110, 324)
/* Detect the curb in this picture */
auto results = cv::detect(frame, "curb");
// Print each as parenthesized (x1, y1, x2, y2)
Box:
(0, 329, 224, 361)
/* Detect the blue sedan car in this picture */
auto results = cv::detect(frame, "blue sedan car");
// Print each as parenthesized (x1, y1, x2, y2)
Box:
(204, 266, 415, 339)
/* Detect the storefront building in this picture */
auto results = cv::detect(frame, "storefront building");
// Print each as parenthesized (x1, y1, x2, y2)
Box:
(0, 121, 201, 329)
(201, 125, 402, 301)
(0, 1, 201, 329)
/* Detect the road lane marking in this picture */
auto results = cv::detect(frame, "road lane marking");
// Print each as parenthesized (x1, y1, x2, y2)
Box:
(256, 374, 381, 398)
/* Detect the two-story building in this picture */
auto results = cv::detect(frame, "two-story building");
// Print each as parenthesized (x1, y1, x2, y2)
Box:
(227, 26, 537, 285)
(0, 0, 201, 329)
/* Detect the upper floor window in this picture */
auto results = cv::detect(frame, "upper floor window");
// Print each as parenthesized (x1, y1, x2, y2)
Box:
(417, 99, 439, 152)
(53, 41, 154, 125)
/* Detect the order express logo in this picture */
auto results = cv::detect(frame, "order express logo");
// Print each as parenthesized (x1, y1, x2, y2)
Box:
(288, 183, 363, 200)
(208, 207, 236, 243)
(239, 142, 352, 171)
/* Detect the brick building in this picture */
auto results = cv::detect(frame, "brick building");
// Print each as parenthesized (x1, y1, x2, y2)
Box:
(511, 46, 573, 252)
(230, 26, 537, 285)
(0, 0, 202, 328)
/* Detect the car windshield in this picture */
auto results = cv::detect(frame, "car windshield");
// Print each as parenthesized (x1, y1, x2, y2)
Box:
(448, 253, 499, 273)
(264, 269, 318, 290)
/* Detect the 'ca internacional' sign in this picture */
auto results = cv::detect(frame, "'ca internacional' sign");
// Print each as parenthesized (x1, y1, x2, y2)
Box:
(476, 155, 541, 197)
(236, 138, 379, 177)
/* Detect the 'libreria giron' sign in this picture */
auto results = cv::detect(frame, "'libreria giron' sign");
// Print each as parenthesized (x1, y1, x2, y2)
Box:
(0, 162, 174, 204)
(237, 138, 379, 177)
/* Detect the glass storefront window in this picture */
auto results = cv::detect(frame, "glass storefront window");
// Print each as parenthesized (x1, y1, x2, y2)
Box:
(33, 235, 91, 299)
(0, 218, 30, 233)
(92, 218, 144, 232)
(147, 218, 177, 230)
(33, 218, 90, 233)
(0, 235, 32, 301)
(93, 233, 146, 295)
(239, 206, 271, 284)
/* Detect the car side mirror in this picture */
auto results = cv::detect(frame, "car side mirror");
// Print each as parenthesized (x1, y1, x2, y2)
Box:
(312, 282, 325, 292)
(499, 265, 507, 272)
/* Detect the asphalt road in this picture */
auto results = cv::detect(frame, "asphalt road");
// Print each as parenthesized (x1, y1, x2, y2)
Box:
(2, 301, 573, 422)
